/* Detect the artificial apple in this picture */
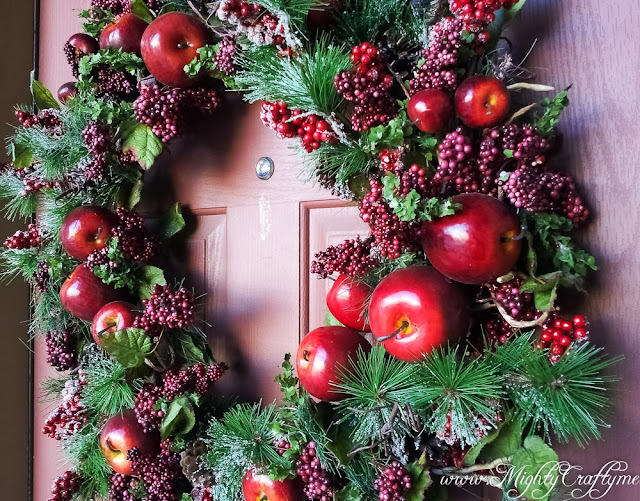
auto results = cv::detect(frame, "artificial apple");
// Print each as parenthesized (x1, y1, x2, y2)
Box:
(242, 470, 303, 501)
(66, 33, 99, 58)
(296, 326, 371, 401)
(407, 89, 454, 133)
(369, 266, 469, 362)
(57, 82, 77, 103)
(421, 193, 522, 284)
(100, 409, 159, 475)
(326, 275, 371, 332)
(60, 205, 117, 260)
(454, 75, 510, 128)
(140, 12, 213, 88)
(60, 264, 120, 321)
(99, 13, 148, 56)
(92, 301, 138, 345)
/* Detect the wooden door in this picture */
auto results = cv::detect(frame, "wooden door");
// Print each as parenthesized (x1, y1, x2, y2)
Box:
(33, 1, 640, 500)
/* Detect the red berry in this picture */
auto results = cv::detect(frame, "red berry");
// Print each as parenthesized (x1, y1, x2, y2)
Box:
(573, 315, 587, 328)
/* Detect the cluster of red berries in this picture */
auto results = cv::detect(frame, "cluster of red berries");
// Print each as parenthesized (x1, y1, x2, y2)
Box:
(472, 314, 514, 349)
(373, 461, 412, 501)
(91, 0, 130, 15)
(274, 438, 291, 456)
(296, 441, 335, 501)
(43, 376, 87, 440)
(537, 315, 589, 363)
(434, 127, 488, 194)
(358, 178, 422, 259)
(15, 109, 61, 128)
(33, 260, 51, 292)
(93, 65, 138, 102)
(215, 0, 287, 47)
(479, 124, 550, 172)
(334, 43, 399, 131)
(133, 284, 196, 335)
(449, 0, 520, 31)
(45, 330, 78, 372)
(134, 384, 165, 433)
(127, 440, 184, 501)
(214, 36, 237, 75)
(133, 84, 221, 143)
(13, 165, 61, 197)
(108, 473, 138, 501)
(379, 149, 405, 173)
(82, 121, 113, 157)
(260, 102, 338, 153)
(64, 37, 98, 77)
(488, 277, 542, 322)
(437, 402, 504, 446)
(310, 236, 378, 278)
(47, 471, 80, 501)
(4, 224, 41, 249)
(112, 207, 159, 262)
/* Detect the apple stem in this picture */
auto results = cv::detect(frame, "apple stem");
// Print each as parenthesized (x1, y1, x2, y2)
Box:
(501, 225, 528, 243)
(377, 320, 410, 342)
(303, 349, 310, 362)
(97, 322, 118, 336)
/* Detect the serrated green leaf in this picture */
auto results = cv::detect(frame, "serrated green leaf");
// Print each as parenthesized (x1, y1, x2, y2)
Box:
(136, 265, 167, 300)
(30, 71, 60, 110)
(511, 436, 558, 501)
(10, 142, 33, 168)
(100, 328, 152, 368)
(533, 282, 558, 312)
(123, 124, 163, 169)
(157, 203, 186, 239)
(405, 454, 431, 501)
(175, 332, 207, 364)
(130, 0, 155, 23)
(480, 417, 523, 462)
(160, 395, 197, 440)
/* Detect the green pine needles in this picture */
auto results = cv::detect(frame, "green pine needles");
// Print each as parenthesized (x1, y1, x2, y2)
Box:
(83, 356, 142, 417)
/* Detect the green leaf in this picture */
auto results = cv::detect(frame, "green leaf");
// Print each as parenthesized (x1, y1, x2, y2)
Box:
(122, 124, 163, 169)
(417, 197, 461, 222)
(30, 71, 60, 110)
(479, 418, 523, 463)
(463, 423, 502, 466)
(405, 454, 432, 501)
(511, 436, 559, 501)
(533, 281, 558, 312)
(160, 395, 197, 440)
(175, 332, 207, 364)
(136, 265, 167, 300)
(130, 0, 155, 23)
(325, 307, 345, 327)
(157, 203, 186, 239)
(334, 485, 364, 501)
(127, 178, 144, 209)
(100, 328, 152, 368)
(533, 87, 571, 136)
(503, 0, 527, 23)
(10, 142, 33, 168)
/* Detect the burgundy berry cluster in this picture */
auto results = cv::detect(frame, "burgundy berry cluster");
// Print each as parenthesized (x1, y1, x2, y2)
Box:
(109, 473, 138, 501)
(64, 33, 99, 77)
(214, 36, 237, 75)
(374, 461, 412, 501)
(215, 0, 287, 47)
(91, 0, 130, 16)
(274, 438, 291, 456)
(133, 284, 196, 335)
(450, 0, 520, 31)
(15, 109, 60, 129)
(488, 277, 542, 323)
(33, 260, 51, 292)
(126, 440, 183, 501)
(260, 102, 338, 153)
(296, 441, 335, 500)
(335, 42, 399, 131)
(310, 236, 378, 278)
(437, 402, 504, 445)
(536, 315, 589, 363)
(45, 330, 78, 372)
(43, 376, 87, 440)
(112, 206, 159, 262)
(47, 471, 80, 501)
(4, 223, 41, 249)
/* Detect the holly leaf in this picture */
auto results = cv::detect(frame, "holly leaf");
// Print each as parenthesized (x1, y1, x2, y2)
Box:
(100, 328, 152, 368)
(30, 71, 60, 110)
(405, 454, 432, 501)
(136, 265, 167, 300)
(479, 417, 523, 463)
(157, 203, 186, 239)
(130, 0, 155, 23)
(511, 436, 559, 501)
(160, 395, 197, 440)
(10, 142, 33, 168)
(123, 124, 163, 169)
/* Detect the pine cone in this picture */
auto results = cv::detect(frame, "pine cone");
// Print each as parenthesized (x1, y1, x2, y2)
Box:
(180, 440, 214, 488)
(377, 29, 422, 78)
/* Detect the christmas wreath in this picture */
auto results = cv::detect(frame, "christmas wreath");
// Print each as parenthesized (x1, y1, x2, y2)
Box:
(1, 0, 620, 500)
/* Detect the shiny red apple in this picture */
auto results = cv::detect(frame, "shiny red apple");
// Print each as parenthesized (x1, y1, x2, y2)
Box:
(326, 275, 371, 332)
(57, 82, 77, 103)
(92, 301, 138, 345)
(454, 75, 510, 128)
(140, 12, 212, 88)
(100, 409, 159, 475)
(60, 264, 120, 321)
(66, 33, 99, 58)
(242, 470, 304, 501)
(369, 266, 469, 362)
(296, 326, 371, 401)
(421, 193, 522, 284)
(99, 13, 148, 56)
(407, 89, 454, 133)
(60, 205, 117, 260)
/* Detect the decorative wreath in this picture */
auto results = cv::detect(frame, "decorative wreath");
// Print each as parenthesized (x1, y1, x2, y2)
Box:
(1, 1, 620, 500)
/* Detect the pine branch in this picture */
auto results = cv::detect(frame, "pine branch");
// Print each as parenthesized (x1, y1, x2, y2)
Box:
(83, 355, 143, 417)
(302, 141, 374, 185)
(0, 247, 39, 283)
(253, 0, 316, 30)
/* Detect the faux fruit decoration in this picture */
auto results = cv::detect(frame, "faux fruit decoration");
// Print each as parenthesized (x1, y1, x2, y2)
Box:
(454, 75, 510, 128)
(295, 326, 371, 401)
(420, 193, 522, 284)
(92, 301, 138, 345)
(65, 33, 99, 60)
(326, 274, 371, 332)
(99, 13, 148, 56)
(242, 470, 304, 501)
(140, 12, 213, 88)
(60, 264, 120, 321)
(57, 82, 77, 103)
(369, 266, 469, 362)
(60, 205, 117, 260)
(407, 89, 454, 133)
(100, 409, 159, 476)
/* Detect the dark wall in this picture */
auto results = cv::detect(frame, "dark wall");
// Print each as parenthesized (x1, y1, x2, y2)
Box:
(0, 0, 34, 498)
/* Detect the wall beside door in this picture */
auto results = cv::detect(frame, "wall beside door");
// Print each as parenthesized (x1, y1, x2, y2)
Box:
(0, 0, 34, 499)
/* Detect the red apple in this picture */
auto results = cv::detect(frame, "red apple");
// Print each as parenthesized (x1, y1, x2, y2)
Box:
(421, 193, 522, 284)
(307, 0, 343, 30)
(57, 82, 77, 103)
(60, 206, 117, 260)
(100, 409, 159, 475)
(242, 470, 304, 501)
(99, 13, 149, 56)
(369, 266, 469, 362)
(60, 264, 120, 321)
(92, 301, 138, 345)
(140, 12, 212, 88)
(66, 33, 99, 58)
(407, 89, 454, 133)
(296, 326, 371, 401)
(454, 75, 510, 128)
(326, 275, 371, 332)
